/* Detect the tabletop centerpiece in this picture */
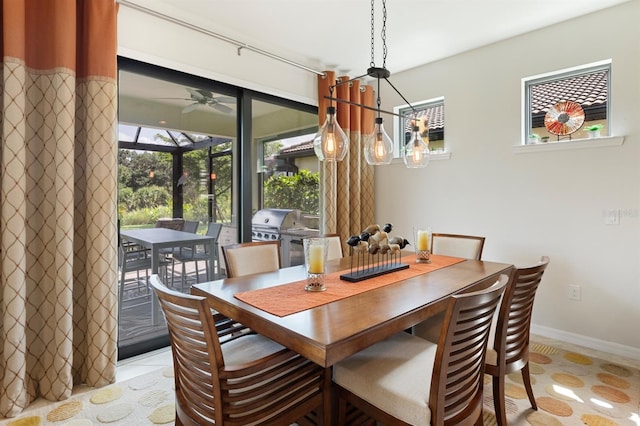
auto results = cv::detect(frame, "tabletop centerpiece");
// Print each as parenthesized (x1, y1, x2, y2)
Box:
(340, 223, 411, 282)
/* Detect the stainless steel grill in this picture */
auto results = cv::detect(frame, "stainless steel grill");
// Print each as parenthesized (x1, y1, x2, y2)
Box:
(251, 208, 319, 266)
(251, 208, 305, 241)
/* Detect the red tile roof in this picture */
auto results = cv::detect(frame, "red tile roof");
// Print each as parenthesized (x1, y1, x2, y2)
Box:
(531, 70, 608, 114)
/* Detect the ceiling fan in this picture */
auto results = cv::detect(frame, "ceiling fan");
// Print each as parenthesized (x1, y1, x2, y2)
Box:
(166, 87, 235, 114)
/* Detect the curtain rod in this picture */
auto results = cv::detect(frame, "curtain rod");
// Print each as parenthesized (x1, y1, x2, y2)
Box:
(117, 0, 325, 76)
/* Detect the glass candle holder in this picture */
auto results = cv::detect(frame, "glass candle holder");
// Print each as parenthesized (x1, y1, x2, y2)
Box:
(303, 237, 329, 292)
(413, 226, 431, 263)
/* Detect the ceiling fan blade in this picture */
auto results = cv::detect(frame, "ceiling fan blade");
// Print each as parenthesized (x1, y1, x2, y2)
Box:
(196, 88, 214, 98)
(210, 102, 233, 114)
(186, 87, 206, 100)
(182, 102, 200, 113)
(212, 96, 236, 104)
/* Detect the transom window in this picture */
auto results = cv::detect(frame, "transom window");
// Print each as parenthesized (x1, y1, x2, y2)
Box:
(523, 60, 610, 144)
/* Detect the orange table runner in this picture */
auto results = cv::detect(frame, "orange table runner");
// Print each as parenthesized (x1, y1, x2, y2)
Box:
(234, 254, 465, 317)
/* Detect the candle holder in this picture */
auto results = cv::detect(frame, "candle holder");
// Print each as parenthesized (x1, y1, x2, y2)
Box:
(413, 226, 431, 263)
(303, 237, 329, 292)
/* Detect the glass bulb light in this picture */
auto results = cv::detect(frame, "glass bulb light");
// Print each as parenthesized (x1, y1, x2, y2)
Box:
(364, 117, 393, 165)
(313, 106, 349, 162)
(403, 125, 430, 168)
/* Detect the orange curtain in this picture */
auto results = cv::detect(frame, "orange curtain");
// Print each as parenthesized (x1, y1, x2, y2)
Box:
(0, 0, 119, 418)
(317, 72, 375, 252)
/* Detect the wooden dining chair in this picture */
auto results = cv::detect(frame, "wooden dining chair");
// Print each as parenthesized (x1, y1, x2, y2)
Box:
(322, 233, 344, 260)
(485, 256, 550, 426)
(333, 274, 508, 426)
(412, 233, 486, 340)
(431, 233, 485, 260)
(221, 240, 281, 278)
(149, 275, 328, 425)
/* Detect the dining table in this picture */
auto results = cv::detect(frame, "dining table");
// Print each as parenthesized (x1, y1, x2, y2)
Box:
(191, 253, 513, 368)
(120, 227, 218, 324)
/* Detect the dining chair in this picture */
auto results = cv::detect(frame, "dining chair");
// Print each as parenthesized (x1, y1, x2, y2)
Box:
(412, 232, 486, 340)
(118, 228, 169, 320)
(160, 220, 199, 264)
(322, 233, 344, 260)
(485, 256, 550, 426)
(155, 217, 185, 230)
(430, 233, 485, 260)
(172, 222, 223, 290)
(332, 274, 508, 426)
(149, 275, 328, 425)
(221, 240, 281, 278)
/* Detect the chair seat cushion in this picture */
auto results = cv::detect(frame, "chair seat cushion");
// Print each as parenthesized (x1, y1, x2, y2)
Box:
(221, 333, 286, 365)
(333, 331, 437, 426)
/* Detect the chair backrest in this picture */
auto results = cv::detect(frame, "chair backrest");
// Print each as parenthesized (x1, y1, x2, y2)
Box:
(155, 218, 185, 230)
(182, 220, 199, 234)
(492, 256, 550, 367)
(323, 233, 344, 260)
(150, 274, 326, 425)
(430, 273, 508, 425)
(431, 233, 485, 260)
(206, 222, 223, 239)
(221, 241, 281, 278)
(149, 274, 225, 424)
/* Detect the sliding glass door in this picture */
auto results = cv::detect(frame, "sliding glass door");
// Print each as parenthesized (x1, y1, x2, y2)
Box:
(117, 57, 317, 359)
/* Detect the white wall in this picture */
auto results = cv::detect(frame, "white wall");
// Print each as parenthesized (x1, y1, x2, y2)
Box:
(377, 1, 640, 357)
(118, 1, 640, 357)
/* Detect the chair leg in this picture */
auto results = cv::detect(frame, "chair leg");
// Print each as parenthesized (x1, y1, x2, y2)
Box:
(170, 258, 176, 289)
(492, 374, 508, 426)
(521, 363, 537, 410)
(181, 261, 187, 293)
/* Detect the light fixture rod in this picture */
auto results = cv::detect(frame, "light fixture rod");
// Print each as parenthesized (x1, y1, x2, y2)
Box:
(117, 0, 325, 76)
(324, 96, 410, 119)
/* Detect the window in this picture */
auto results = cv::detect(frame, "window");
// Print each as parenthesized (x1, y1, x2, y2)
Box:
(523, 60, 610, 144)
(394, 97, 445, 157)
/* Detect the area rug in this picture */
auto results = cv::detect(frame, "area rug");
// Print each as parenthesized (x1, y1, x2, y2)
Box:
(481, 342, 640, 425)
(1, 366, 176, 426)
(2, 341, 639, 425)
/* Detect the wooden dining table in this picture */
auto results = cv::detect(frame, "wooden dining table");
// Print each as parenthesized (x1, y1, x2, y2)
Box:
(191, 254, 513, 368)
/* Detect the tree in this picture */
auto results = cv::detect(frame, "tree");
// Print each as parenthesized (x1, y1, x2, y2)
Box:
(263, 169, 319, 215)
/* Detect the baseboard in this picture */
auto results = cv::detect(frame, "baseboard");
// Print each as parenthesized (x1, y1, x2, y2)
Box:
(531, 324, 640, 362)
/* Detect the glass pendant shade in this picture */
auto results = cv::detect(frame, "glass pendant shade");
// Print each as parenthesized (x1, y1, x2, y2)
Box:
(364, 117, 394, 165)
(313, 106, 349, 162)
(403, 125, 430, 168)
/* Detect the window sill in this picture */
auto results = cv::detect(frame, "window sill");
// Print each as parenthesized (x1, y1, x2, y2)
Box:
(513, 136, 624, 153)
(391, 151, 451, 165)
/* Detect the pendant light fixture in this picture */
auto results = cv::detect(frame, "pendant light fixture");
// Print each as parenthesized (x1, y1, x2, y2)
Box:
(403, 124, 430, 168)
(312, 102, 349, 162)
(315, 0, 428, 168)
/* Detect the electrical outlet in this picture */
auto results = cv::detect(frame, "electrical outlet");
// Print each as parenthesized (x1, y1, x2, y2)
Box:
(567, 285, 581, 301)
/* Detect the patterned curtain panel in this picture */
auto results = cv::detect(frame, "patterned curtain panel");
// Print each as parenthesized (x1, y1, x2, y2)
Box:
(0, 1, 118, 418)
(317, 71, 375, 253)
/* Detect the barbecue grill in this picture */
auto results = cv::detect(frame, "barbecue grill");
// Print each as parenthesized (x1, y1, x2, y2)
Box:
(251, 208, 319, 266)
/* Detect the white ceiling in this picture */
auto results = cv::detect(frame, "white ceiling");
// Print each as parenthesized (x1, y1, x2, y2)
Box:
(120, 0, 630, 78)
